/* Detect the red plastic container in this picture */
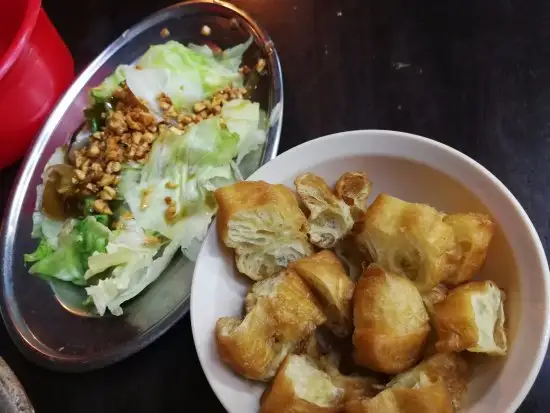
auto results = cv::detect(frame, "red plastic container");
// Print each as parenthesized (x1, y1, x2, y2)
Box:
(0, 0, 74, 169)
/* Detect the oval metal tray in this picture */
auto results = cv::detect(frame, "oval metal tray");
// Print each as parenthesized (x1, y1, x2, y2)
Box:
(0, 0, 282, 372)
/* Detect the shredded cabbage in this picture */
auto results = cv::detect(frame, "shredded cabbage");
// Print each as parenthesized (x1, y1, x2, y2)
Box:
(29, 37, 268, 316)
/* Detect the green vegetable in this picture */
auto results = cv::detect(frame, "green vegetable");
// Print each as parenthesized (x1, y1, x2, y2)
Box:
(24, 239, 54, 263)
(74, 217, 110, 255)
(183, 117, 240, 166)
(119, 117, 239, 239)
(94, 214, 110, 227)
(84, 100, 113, 132)
(28, 216, 111, 286)
(81, 197, 95, 216)
(90, 65, 129, 102)
(89, 38, 253, 108)
(86, 213, 212, 316)
(220, 99, 267, 164)
(29, 244, 87, 286)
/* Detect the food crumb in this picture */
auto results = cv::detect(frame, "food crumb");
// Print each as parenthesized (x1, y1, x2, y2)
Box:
(230, 18, 239, 30)
(255, 58, 266, 74)
(160, 27, 170, 38)
(393, 62, 411, 70)
(337, 11, 343, 16)
(144, 235, 161, 246)
(201, 25, 212, 36)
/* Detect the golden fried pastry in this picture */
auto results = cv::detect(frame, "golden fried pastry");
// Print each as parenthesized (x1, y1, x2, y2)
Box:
(346, 378, 453, 413)
(235, 235, 314, 281)
(215, 181, 312, 280)
(216, 181, 307, 246)
(356, 194, 458, 293)
(334, 235, 368, 282)
(335, 172, 372, 221)
(295, 173, 354, 248)
(291, 250, 355, 337)
(261, 354, 344, 413)
(218, 270, 326, 381)
(216, 305, 289, 381)
(422, 284, 449, 315)
(388, 353, 470, 410)
(353, 264, 431, 374)
(296, 333, 381, 402)
(321, 359, 381, 402)
(432, 280, 507, 355)
(443, 213, 494, 285)
(298, 333, 327, 362)
(244, 269, 326, 342)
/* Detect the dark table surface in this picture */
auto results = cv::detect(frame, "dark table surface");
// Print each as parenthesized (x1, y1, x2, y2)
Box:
(1, 0, 550, 411)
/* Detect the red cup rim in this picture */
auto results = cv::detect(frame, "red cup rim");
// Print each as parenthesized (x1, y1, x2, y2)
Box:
(0, 0, 42, 81)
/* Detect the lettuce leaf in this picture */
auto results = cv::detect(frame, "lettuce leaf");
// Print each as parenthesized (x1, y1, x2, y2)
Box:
(90, 65, 130, 102)
(184, 117, 239, 166)
(221, 99, 267, 164)
(29, 245, 86, 285)
(83, 218, 158, 280)
(119, 119, 238, 239)
(90, 38, 253, 105)
(24, 239, 54, 263)
(124, 66, 203, 116)
(85, 213, 212, 315)
(27, 216, 111, 286)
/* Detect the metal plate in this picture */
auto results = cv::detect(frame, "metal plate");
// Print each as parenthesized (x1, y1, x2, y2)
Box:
(0, 0, 282, 372)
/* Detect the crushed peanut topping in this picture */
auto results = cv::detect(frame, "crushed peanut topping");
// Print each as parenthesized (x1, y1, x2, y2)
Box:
(71, 85, 159, 202)
(160, 27, 170, 38)
(158, 85, 247, 129)
(93, 199, 112, 215)
(68, 62, 249, 216)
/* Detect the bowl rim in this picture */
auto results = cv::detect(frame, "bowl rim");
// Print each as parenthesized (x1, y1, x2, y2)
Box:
(191, 128, 550, 413)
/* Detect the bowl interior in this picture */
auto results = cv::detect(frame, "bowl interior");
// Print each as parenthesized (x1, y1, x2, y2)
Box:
(191, 130, 549, 413)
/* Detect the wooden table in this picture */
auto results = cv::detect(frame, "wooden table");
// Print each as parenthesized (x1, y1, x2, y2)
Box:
(1, 0, 549, 411)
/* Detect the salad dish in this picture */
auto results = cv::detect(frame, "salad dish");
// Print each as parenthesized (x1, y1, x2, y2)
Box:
(0, 0, 282, 371)
(26, 37, 266, 317)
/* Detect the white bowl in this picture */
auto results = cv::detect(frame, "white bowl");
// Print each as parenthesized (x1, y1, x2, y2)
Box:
(191, 130, 550, 413)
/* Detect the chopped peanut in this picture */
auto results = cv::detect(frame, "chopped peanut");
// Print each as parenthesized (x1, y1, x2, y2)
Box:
(165, 205, 177, 221)
(93, 199, 112, 215)
(200, 25, 211, 36)
(71, 79, 249, 216)
(255, 58, 266, 73)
